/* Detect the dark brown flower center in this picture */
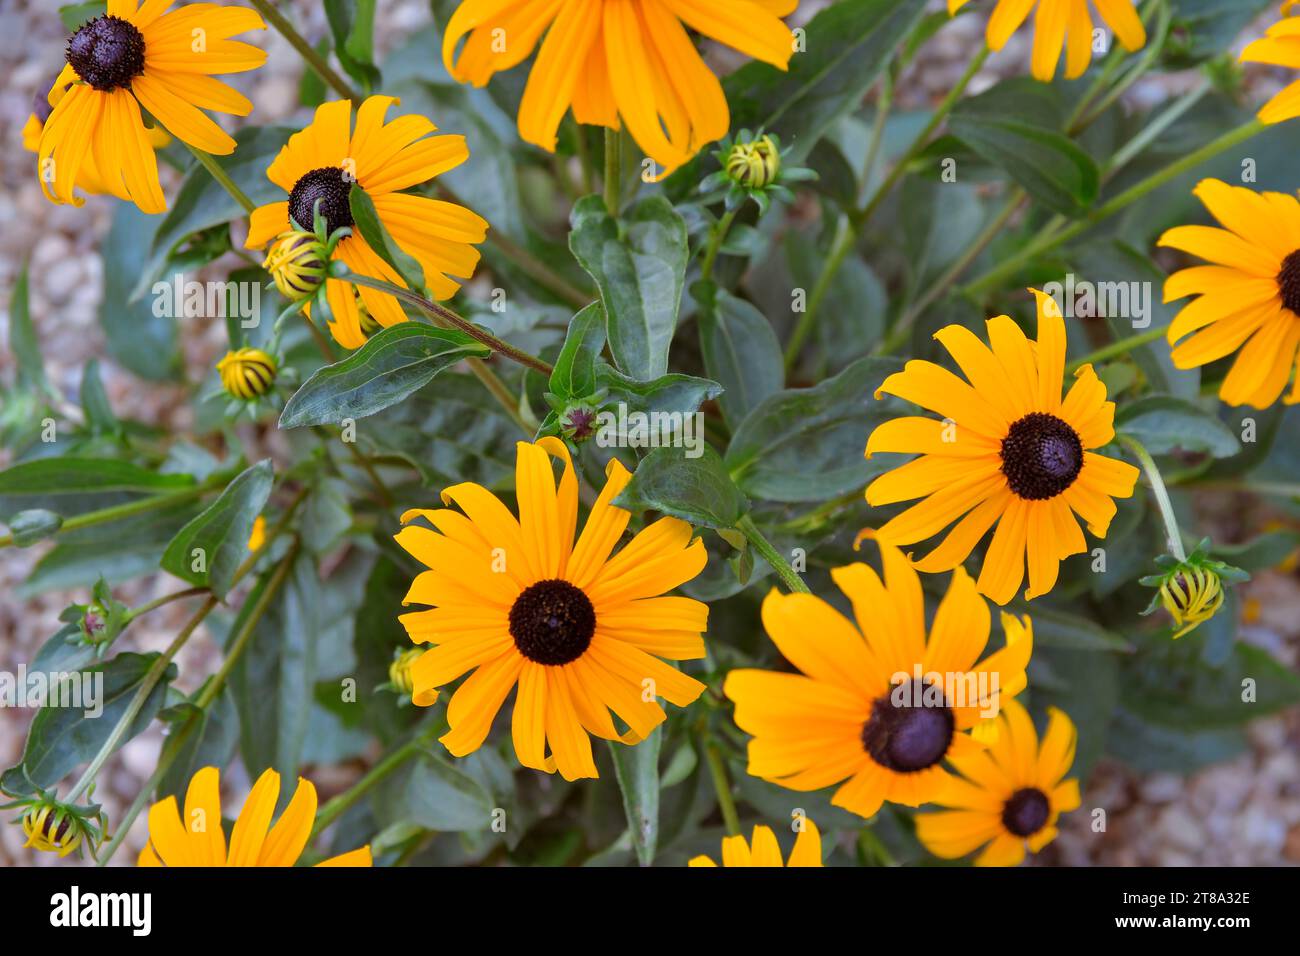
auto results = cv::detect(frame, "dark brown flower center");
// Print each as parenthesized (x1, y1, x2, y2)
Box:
(1001, 412, 1083, 500)
(1277, 250, 1300, 316)
(1002, 787, 1051, 837)
(288, 167, 354, 236)
(67, 15, 146, 92)
(861, 679, 954, 773)
(508, 579, 596, 666)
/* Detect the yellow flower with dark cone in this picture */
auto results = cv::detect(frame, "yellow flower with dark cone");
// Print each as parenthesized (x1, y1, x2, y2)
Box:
(245, 97, 489, 349)
(948, 0, 1146, 81)
(915, 698, 1080, 866)
(24, 82, 170, 200)
(689, 819, 823, 867)
(442, 0, 798, 179)
(724, 536, 1033, 821)
(216, 347, 276, 400)
(1158, 179, 1300, 408)
(1241, 2, 1300, 124)
(138, 766, 371, 866)
(394, 438, 709, 782)
(37, 0, 266, 214)
(865, 290, 1140, 605)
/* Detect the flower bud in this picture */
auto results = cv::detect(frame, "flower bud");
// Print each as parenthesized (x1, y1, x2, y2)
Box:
(725, 135, 781, 190)
(389, 647, 422, 696)
(263, 229, 328, 301)
(217, 348, 278, 401)
(1158, 565, 1224, 639)
(20, 801, 86, 858)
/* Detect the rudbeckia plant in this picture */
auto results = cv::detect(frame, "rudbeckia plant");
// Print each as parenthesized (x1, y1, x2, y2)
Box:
(4, 0, 1300, 888)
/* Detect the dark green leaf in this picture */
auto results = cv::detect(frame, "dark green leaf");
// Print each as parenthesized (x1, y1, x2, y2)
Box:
(609, 729, 661, 866)
(379, 750, 495, 832)
(693, 281, 783, 427)
(347, 187, 426, 293)
(280, 325, 489, 428)
(1117, 395, 1241, 458)
(161, 460, 272, 597)
(548, 302, 607, 404)
(0, 459, 193, 522)
(615, 445, 749, 530)
(9, 262, 51, 394)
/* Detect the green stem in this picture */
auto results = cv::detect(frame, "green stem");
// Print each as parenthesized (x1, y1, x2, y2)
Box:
(861, 70, 895, 194)
(465, 358, 536, 436)
(123, 587, 210, 623)
(700, 208, 739, 281)
(1071, 0, 1170, 132)
(342, 272, 554, 375)
(1118, 434, 1186, 562)
(784, 214, 854, 371)
(735, 515, 809, 594)
(702, 738, 741, 837)
(311, 723, 440, 838)
(963, 118, 1266, 298)
(1, 480, 218, 550)
(1066, 323, 1171, 372)
(604, 127, 623, 215)
(183, 142, 255, 213)
(247, 0, 360, 102)
(66, 595, 220, 803)
(1105, 79, 1211, 177)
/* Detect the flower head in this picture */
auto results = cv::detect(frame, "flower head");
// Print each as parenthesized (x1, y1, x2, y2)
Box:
(1241, 3, 1300, 124)
(1140, 540, 1247, 639)
(724, 536, 1033, 821)
(915, 698, 1080, 866)
(245, 97, 489, 349)
(442, 0, 798, 178)
(949, 0, 1146, 81)
(37, 0, 266, 213)
(702, 129, 816, 215)
(1159, 179, 1300, 408)
(394, 438, 709, 781)
(216, 347, 277, 400)
(865, 290, 1139, 605)
(689, 819, 823, 867)
(138, 766, 371, 866)
(11, 795, 106, 859)
(263, 229, 329, 302)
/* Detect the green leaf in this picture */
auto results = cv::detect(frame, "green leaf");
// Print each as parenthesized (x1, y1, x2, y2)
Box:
(1122, 643, 1300, 730)
(0, 458, 193, 522)
(379, 750, 495, 832)
(323, 0, 381, 91)
(1, 652, 175, 796)
(614, 445, 749, 530)
(101, 204, 183, 381)
(280, 325, 490, 428)
(1165, 0, 1276, 67)
(79, 360, 119, 436)
(156, 690, 239, 803)
(693, 282, 783, 427)
(347, 187, 426, 293)
(725, 0, 930, 163)
(1117, 394, 1241, 458)
(949, 79, 1100, 216)
(58, 2, 104, 31)
(161, 460, 273, 598)
(548, 302, 606, 404)
(6, 509, 63, 547)
(609, 729, 661, 866)
(9, 262, 51, 395)
(724, 357, 903, 502)
(569, 195, 688, 381)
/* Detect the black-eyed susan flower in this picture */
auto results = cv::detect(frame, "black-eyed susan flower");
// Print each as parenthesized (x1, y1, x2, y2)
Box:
(24, 82, 170, 201)
(1159, 179, 1300, 408)
(8, 793, 107, 859)
(865, 290, 1140, 605)
(1241, 1, 1300, 124)
(262, 229, 328, 302)
(138, 766, 371, 866)
(442, 0, 798, 178)
(394, 438, 709, 782)
(915, 698, 1079, 867)
(689, 819, 823, 867)
(245, 96, 489, 349)
(216, 347, 276, 400)
(1140, 540, 1247, 639)
(949, 0, 1146, 81)
(724, 537, 1033, 821)
(37, 0, 266, 214)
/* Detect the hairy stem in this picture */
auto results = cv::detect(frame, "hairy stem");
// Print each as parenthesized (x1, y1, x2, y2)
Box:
(735, 515, 809, 594)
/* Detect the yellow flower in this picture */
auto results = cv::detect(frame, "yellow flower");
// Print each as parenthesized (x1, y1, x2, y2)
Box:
(138, 766, 371, 866)
(245, 97, 489, 349)
(37, 0, 266, 214)
(247, 514, 266, 552)
(442, 0, 799, 178)
(262, 229, 329, 301)
(216, 347, 277, 400)
(689, 820, 823, 867)
(915, 698, 1080, 866)
(394, 438, 709, 781)
(1159, 179, 1300, 408)
(21, 803, 85, 858)
(949, 0, 1146, 81)
(724, 537, 1033, 821)
(865, 290, 1140, 605)
(24, 81, 170, 200)
(1241, 2, 1300, 124)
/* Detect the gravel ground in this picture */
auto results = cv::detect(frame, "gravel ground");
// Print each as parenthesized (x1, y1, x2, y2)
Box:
(1, 0, 1297, 867)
